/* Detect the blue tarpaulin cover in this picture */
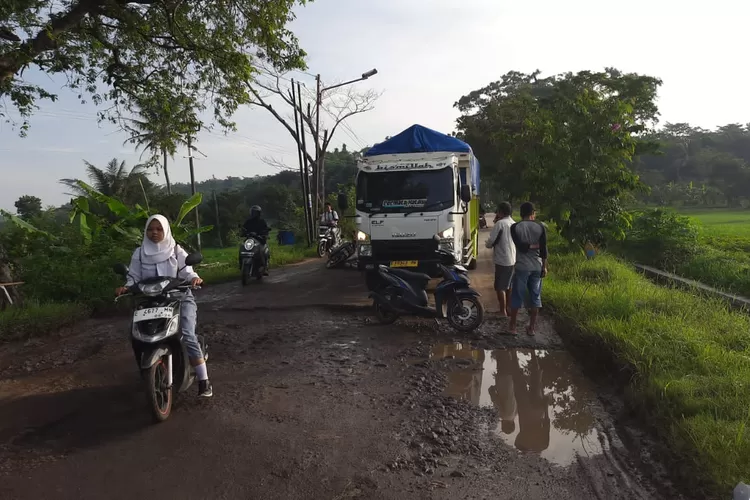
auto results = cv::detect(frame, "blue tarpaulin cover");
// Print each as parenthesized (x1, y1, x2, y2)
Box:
(364, 124, 480, 192)
(364, 124, 472, 156)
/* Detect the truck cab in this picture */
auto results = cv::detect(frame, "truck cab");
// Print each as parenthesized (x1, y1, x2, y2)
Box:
(352, 125, 480, 277)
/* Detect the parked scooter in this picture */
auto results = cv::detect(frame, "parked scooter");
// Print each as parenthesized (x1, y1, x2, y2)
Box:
(113, 252, 208, 423)
(368, 249, 484, 332)
(239, 232, 270, 285)
(479, 212, 487, 229)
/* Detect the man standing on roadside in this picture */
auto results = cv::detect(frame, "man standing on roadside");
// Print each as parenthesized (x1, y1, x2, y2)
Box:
(508, 202, 548, 336)
(485, 202, 515, 318)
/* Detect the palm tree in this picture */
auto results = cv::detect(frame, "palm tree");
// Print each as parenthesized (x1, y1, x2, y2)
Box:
(60, 158, 154, 205)
(123, 99, 195, 194)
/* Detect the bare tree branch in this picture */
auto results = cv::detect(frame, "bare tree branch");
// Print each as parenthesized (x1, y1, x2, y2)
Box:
(257, 154, 297, 172)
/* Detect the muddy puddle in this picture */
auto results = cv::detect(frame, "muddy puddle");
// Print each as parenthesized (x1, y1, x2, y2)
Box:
(431, 343, 603, 467)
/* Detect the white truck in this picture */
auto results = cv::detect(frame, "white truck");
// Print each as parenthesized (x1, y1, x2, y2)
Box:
(345, 124, 481, 277)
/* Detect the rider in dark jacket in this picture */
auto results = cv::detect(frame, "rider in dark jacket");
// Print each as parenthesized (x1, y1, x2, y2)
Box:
(241, 205, 270, 274)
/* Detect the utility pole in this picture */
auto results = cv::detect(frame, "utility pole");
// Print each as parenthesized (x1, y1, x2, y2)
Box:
(315, 74, 322, 217)
(212, 175, 223, 248)
(184, 127, 207, 252)
(292, 80, 312, 246)
(314, 68, 378, 207)
(186, 135, 201, 252)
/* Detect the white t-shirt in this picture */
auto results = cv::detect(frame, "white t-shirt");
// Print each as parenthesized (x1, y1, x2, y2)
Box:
(320, 211, 339, 223)
(484, 216, 516, 266)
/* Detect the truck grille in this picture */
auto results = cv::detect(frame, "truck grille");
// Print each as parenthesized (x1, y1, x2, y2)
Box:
(371, 239, 438, 261)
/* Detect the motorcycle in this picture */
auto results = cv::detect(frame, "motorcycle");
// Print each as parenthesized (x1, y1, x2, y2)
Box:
(239, 232, 270, 285)
(317, 225, 339, 258)
(479, 213, 487, 229)
(368, 249, 485, 332)
(113, 252, 208, 423)
(326, 239, 356, 269)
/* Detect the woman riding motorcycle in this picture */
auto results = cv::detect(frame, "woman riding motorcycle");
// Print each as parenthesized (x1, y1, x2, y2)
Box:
(115, 215, 213, 398)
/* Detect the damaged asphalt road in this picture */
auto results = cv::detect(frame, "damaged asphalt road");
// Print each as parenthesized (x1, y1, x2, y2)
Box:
(0, 243, 682, 500)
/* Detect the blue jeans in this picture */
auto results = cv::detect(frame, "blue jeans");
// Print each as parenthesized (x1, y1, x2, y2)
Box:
(511, 269, 543, 310)
(180, 291, 203, 359)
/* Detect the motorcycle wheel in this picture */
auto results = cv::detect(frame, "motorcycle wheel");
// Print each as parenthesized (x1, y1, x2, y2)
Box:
(446, 295, 484, 332)
(373, 299, 399, 325)
(144, 356, 172, 423)
(317, 240, 327, 258)
(241, 262, 251, 286)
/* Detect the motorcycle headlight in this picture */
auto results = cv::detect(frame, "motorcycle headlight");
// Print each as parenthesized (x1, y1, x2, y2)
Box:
(139, 279, 170, 296)
(356, 231, 370, 241)
(243, 238, 256, 251)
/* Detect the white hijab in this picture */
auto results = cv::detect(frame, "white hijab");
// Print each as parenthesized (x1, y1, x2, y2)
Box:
(141, 215, 176, 265)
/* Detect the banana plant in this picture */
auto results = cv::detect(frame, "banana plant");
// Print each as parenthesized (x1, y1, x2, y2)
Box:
(3, 181, 212, 250)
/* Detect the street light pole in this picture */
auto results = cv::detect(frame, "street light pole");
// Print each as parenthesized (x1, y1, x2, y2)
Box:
(314, 68, 377, 212)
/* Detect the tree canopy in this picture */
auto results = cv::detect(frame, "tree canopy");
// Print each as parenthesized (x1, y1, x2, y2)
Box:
(456, 68, 663, 245)
(0, 0, 308, 135)
(634, 123, 750, 207)
(14, 195, 43, 220)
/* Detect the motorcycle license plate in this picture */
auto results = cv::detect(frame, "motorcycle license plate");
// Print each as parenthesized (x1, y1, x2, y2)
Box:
(390, 260, 418, 268)
(133, 307, 174, 323)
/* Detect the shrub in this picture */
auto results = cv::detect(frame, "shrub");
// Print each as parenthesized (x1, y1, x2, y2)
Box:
(619, 209, 700, 270)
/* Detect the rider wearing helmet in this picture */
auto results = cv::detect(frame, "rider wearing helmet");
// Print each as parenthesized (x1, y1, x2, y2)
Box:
(242, 205, 271, 274)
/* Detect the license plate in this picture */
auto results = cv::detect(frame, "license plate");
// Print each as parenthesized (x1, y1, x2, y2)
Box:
(390, 260, 418, 268)
(133, 307, 174, 323)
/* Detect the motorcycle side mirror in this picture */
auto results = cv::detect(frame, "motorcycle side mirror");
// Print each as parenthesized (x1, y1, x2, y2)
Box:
(185, 252, 203, 267)
(113, 263, 129, 276)
(337, 192, 349, 211)
(460, 184, 472, 203)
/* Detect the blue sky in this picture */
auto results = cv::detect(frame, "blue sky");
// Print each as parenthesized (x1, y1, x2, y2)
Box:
(1, 0, 748, 211)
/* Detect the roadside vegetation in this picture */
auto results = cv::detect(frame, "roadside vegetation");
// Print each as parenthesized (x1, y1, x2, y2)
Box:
(614, 208, 750, 297)
(544, 248, 750, 496)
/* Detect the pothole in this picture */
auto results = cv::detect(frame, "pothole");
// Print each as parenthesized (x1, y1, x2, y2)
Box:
(430, 343, 604, 467)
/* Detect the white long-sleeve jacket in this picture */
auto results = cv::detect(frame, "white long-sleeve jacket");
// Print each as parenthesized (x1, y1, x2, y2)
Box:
(124, 245, 200, 287)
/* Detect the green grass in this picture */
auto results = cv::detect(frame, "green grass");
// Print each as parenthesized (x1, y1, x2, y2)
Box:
(670, 209, 750, 297)
(0, 301, 90, 341)
(196, 238, 318, 283)
(545, 251, 750, 496)
(0, 237, 317, 339)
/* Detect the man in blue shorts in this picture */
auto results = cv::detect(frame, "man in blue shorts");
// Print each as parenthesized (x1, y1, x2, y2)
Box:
(508, 202, 548, 336)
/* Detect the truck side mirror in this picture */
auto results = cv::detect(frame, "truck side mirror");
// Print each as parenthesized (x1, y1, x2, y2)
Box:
(338, 193, 349, 210)
(460, 185, 472, 203)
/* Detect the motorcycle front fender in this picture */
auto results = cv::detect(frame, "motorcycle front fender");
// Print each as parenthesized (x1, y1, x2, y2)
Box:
(434, 284, 481, 318)
(140, 345, 170, 370)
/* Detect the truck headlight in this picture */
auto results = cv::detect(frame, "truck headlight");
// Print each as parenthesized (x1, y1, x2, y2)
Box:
(356, 231, 370, 241)
(437, 227, 454, 251)
(438, 227, 454, 239)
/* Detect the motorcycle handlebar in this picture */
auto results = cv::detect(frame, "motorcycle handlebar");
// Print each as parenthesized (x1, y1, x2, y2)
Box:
(114, 283, 201, 302)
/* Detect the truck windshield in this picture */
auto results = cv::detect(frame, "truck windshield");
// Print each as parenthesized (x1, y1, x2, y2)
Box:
(356, 167, 455, 213)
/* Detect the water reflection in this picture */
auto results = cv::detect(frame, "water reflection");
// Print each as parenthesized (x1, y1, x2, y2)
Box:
(430, 343, 602, 466)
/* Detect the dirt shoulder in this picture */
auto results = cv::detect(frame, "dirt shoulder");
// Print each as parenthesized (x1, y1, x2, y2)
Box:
(0, 240, 679, 499)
